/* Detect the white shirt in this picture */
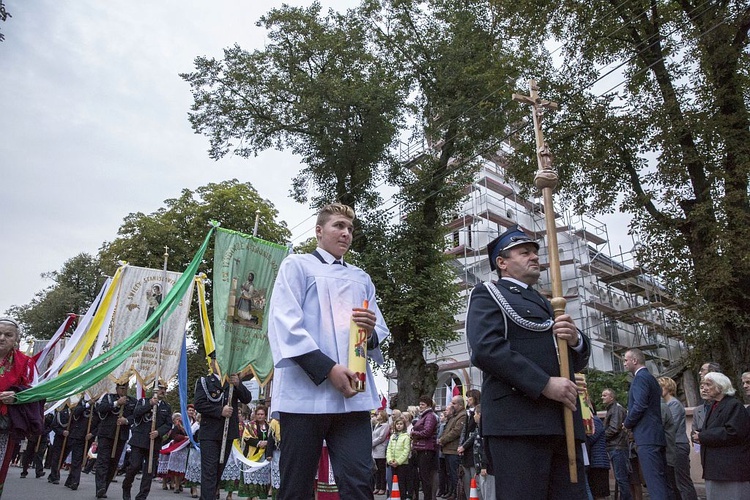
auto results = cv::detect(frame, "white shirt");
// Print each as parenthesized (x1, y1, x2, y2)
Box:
(268, 250, 389, 415)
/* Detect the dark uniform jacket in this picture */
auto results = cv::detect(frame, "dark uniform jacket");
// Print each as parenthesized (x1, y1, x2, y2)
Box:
(194, 374, 252, 442)
(51, 407, 71, 436)
(68, 401, 97, 440)
(466, 279, 590, 440)
(96, 393, 137, 440)
(128, 398, 171, 449)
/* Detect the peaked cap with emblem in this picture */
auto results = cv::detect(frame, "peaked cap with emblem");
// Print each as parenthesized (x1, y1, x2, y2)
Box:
(487, 224, 540, 271)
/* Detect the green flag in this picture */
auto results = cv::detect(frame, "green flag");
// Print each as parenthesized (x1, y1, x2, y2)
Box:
(213, 228, 288, 385)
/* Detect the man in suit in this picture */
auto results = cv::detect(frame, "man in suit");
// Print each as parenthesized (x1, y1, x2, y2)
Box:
(122, 381, 172, 500)
(267, 203, 389, 500)
(94, 380, 137, 498)
(623, 348, 670, 499)
(193, 356, 252, 500)
(466, 225, 591, 499)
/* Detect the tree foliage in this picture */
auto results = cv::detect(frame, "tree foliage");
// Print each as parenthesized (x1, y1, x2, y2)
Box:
(492, 0, 750, 382)
(6, 253, 105, 341)
(181, 2, 403, 215)
(355, 0, 538, 407)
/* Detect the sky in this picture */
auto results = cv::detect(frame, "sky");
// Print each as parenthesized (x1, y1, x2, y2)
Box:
(0, 1, 636, 316)
(0, 1, 364, 313)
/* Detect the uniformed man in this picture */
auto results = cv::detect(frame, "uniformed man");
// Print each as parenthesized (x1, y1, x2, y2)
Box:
(193, 356, 252, 500)
(466, 225, 591, 500)
(63, 396, 97, 491)
(122, 381, 171, 500)
(47, 404, 71, 485)
(94, 380, 136, 498)
(20, 410, 51, 479)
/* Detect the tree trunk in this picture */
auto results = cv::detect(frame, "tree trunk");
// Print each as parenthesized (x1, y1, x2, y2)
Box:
(390, 325, 438, 410)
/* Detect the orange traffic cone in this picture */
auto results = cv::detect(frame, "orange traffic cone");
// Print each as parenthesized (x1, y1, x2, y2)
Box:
(469, 476, 480, 500)
(390, 474, 401, 498)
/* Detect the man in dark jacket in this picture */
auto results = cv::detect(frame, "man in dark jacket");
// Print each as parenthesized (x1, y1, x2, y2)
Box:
(94, 381, 136, 498)
(194, 360, 252, 500)
(466, 225, 591, 499)
(601, 388, 631, 500)
(122, 381, 172, 500)
(21, 411, 51, 479)
(47, 405, 71, 485)
(63, 397, 97, 491)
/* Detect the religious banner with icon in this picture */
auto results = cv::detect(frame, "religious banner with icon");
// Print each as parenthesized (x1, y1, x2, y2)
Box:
(104, 265, 193, 388)
(213, 228, 288, 385)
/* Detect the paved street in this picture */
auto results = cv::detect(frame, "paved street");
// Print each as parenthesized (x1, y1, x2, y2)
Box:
(3, 466, 194, 500)
(1, 465, 393, 500)
(2, 463, 704, 500)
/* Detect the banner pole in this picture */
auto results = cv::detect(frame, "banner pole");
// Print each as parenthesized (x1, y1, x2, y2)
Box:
(148, 246, 169, 474)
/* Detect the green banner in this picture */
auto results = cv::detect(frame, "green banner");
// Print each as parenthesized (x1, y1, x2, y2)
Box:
(213, 228, 288, 385)
(15, 227, 217, 404)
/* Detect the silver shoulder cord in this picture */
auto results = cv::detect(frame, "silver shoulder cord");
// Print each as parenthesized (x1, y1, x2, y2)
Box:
(483, 282, 554, 332)
(201, 376, 225, 404)
(97, 394, 113, 420)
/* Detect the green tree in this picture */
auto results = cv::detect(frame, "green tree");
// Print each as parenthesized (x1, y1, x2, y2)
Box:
(490, 0, 750, 382)
(357, 0, 536, 407)
(98, 179, 291, 397)
(181, 2, 403, 216)
(7, 253, 104, 341)
(584, 369, 631, 412)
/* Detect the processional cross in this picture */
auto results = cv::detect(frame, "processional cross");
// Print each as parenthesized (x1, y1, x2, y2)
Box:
(513, 80, 578, 483)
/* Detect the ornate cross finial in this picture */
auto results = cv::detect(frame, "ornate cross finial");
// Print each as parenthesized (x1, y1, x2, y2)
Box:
(512, 79, 559, 190)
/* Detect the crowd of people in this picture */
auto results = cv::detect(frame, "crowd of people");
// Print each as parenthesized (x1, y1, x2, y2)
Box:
(1, 207, 750, 500)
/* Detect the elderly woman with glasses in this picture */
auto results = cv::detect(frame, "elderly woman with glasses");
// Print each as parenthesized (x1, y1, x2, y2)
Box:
(0, 317, 38, 498)
(691, 372, 750, 500)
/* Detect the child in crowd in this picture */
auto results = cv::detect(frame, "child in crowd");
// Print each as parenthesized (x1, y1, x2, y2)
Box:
(386, 415, 412, 499)
(472, 405, 495, 500)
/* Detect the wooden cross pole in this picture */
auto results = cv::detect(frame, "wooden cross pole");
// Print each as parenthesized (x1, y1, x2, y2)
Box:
(513, 79, 578, 483)
(148, 246, 169, 474)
